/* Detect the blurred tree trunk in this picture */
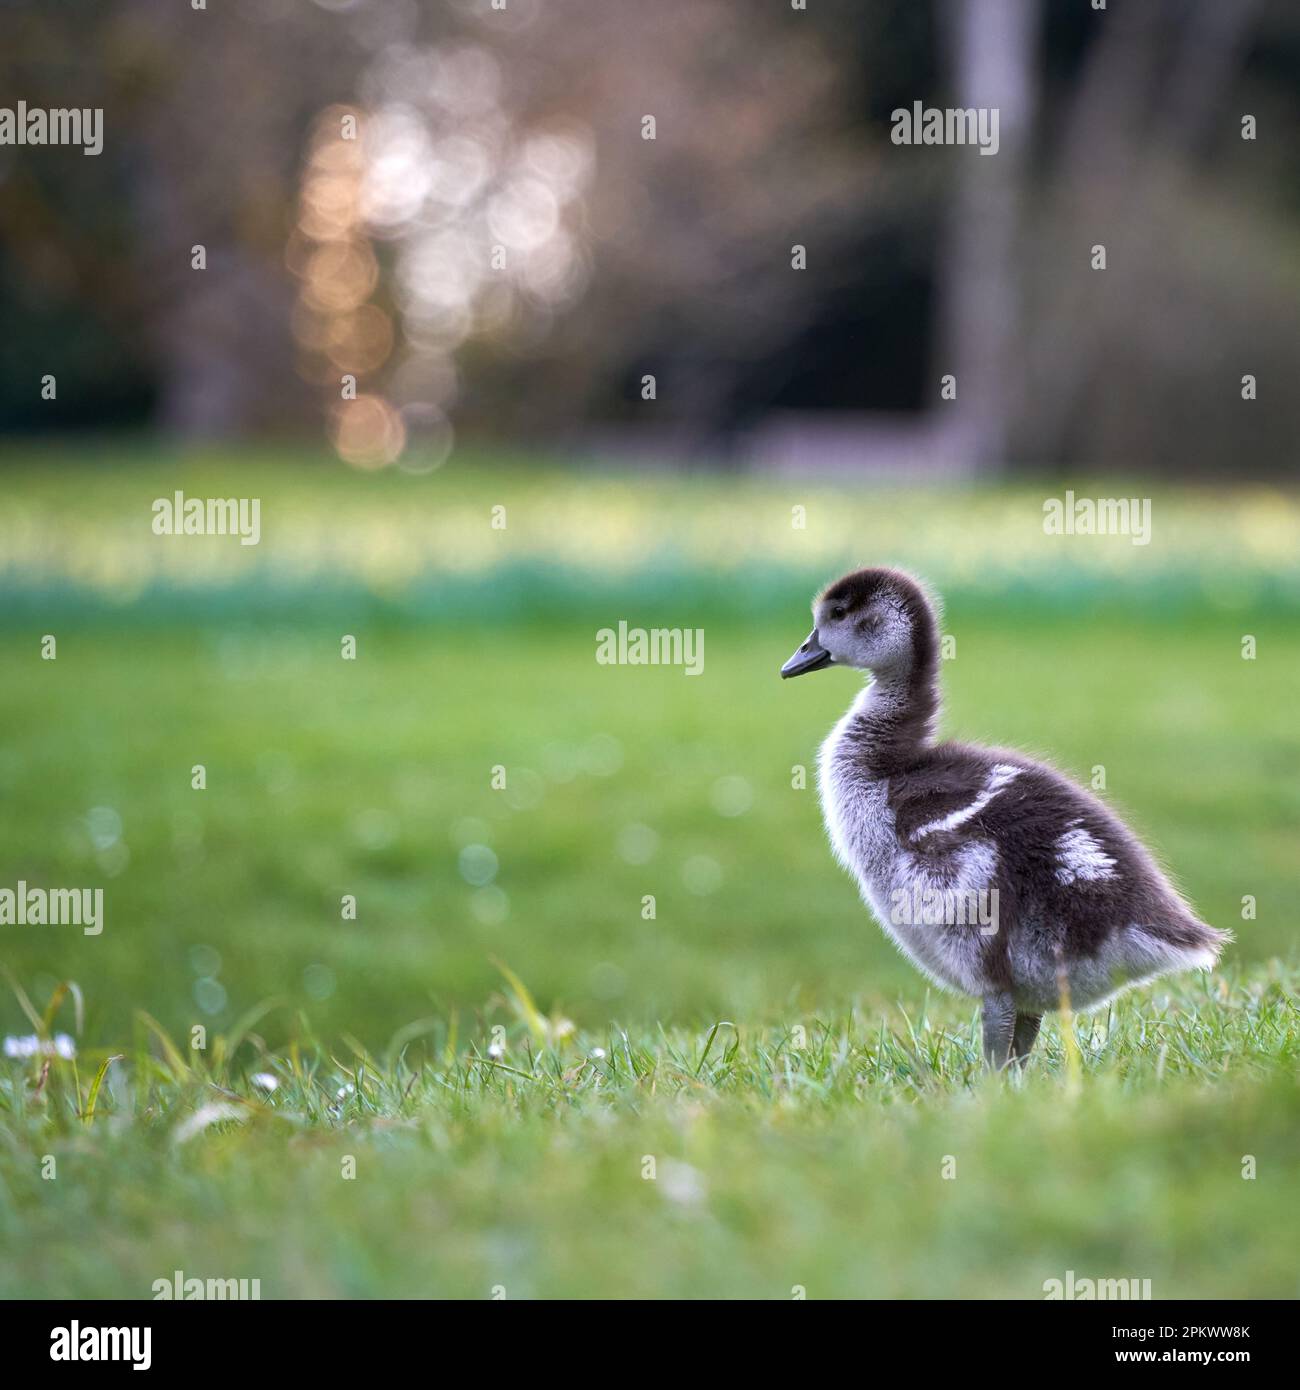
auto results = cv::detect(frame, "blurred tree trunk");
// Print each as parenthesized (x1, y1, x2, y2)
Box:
(1016, 0, 1267, 467)
(933, 0, 1039, 472)
(120, 0, 351, 440)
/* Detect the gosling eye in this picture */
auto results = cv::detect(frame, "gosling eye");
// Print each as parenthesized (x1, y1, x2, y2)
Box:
(830, 606, 846, 621)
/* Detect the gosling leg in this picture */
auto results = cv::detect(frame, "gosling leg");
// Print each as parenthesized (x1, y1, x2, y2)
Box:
(981, 991, 1017, 1070)
(1010, 1012, 1042, 1067)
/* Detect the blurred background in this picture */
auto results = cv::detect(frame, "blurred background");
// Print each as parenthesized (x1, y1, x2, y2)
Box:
(5, 0, 1300, 470)
(0, 0, 1298, 1048)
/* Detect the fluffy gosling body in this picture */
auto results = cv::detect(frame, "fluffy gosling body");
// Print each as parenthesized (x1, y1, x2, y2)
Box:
(781, 566, 1229, 1069)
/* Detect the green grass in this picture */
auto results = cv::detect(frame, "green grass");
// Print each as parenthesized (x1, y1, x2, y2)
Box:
(0, 450, 1297, 1298)
(0, 616, 1293, 1040)
(2, 967, 1298, 1299)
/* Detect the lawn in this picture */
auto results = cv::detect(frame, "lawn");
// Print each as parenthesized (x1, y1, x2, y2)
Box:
(2, 970, 1298, 1300)
(0, 448, 1297, 1298)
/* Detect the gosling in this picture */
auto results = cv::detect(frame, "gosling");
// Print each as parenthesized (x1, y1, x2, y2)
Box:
(781, 566, 1229, 1069)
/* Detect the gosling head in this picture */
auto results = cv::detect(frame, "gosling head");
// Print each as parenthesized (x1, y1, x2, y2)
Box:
(780, 567, 937, 679)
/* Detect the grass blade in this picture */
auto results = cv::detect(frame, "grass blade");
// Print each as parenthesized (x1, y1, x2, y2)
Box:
(82, 1053, 123, 1122)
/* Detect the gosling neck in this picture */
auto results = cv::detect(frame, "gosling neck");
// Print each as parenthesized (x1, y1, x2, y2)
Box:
(840, 653, 940, 774)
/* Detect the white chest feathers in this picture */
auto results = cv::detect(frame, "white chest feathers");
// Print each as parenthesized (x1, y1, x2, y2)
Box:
(816, 711, 1007, 998)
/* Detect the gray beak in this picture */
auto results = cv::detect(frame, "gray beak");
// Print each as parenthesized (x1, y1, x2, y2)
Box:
(781, 628, 833, 679)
